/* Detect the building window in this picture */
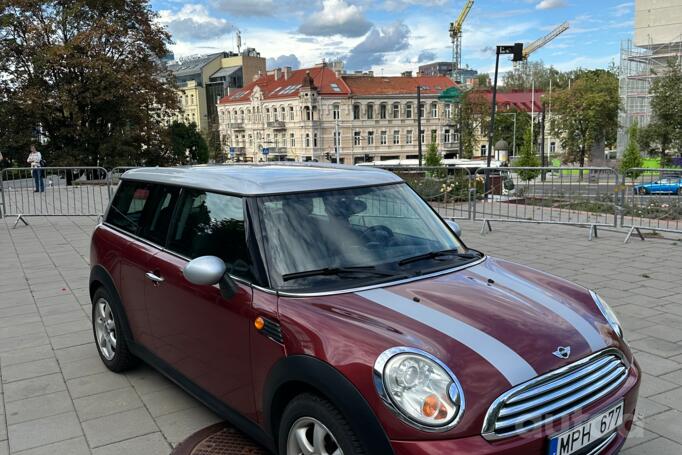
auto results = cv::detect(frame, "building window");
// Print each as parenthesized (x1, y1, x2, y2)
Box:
(406, 130, 413, 144)
(431, 102, 438, 118)
(305, 106, 311, 121)
(431, 130, 437, 143)
(353, 103, 361, 120)
(419, 103, 425, 118)
(313, 132, 318, 147)
(289, 106, 294, 121)
(405, 103, 412, 119)
(444, 129, 451, 143)
(332, 104, 340, 120)
(380, 130, 387, 145)
(393, 103, 400, 119)
(367, 131, 374, 145)
(480, 144, 487, 156)
(354, 131, 361, 146)
(393, 130, 400, 145)
(445, 103, 452, 119)
(280, 107, 286, 121)
(367, 103, 374, 120)
(420, 129, 425, 144)
(380, 103, 387, 119)
(290, 133, 296, 147)
(190, 94, 194, 105)
(305, 133, 311, 147)
(550, 142, 556, 154)
(273, 109, 278, 121)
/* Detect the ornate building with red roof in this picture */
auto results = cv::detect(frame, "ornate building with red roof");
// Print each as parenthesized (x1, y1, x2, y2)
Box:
(217, 63, 461, 163)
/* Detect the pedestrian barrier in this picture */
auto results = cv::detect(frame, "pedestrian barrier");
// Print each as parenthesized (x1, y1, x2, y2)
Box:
(621, 168, 682, 243)
(0, 167, 110, 228)
(2, 163, 681, 242)
(376, 165, 474, 221)
(472, 167, 621, 240)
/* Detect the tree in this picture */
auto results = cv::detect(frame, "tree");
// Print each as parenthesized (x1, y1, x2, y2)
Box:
(493, 109, 532, 158)
(639, 60, 682, 163)
(503, 61, 571, 91)
(549, 69, 620, 168)
(513, 126, 540, 181)
(620, 122, 644, 179)
(0, 1, 179, 167)
(425, 142, 442, 167)
(168, 122, 209, 164)
(460, 90, 490, 159)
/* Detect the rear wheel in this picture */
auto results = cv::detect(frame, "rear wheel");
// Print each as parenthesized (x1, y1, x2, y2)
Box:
(92, 288, 137, 372)
(638, 187, 648, 195)
(279, 394, 366, 455)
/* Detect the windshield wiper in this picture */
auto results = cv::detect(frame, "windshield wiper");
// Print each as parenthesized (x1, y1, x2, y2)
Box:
(282, 266, 397, 282)
(398, 249, 479, 266)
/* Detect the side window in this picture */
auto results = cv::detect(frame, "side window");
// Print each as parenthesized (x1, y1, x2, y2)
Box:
(139, 185, 181, 245)
(169, 190, 254, 281)
(106, 181, 153, 234)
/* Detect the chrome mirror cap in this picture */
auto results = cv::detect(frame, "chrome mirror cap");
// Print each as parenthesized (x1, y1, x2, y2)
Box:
(183, 256, 227, 286)
(445, 219, 462, 237)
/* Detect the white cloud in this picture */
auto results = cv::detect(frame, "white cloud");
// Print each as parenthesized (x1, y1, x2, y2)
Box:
(345, 22, 410, 70)
(612, 2, 633, 17)
(159, 5, 234, 42)
(536, 0, 568, 10)
(267, 54, 302, 70)
(298, 0, 373, 37)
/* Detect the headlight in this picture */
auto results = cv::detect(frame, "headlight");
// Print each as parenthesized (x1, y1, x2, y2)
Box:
(374, 347, 465, 431)
(590, 291, 623, 338)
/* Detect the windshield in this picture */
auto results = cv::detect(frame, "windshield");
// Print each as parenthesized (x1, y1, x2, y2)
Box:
(256, 183, 478, 292)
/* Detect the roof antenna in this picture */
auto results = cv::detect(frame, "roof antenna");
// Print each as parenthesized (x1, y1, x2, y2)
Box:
(236, 30, 242, 54)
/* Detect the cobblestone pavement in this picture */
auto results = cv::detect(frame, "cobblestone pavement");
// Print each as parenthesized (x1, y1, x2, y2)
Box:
(0, 216, 681, 454)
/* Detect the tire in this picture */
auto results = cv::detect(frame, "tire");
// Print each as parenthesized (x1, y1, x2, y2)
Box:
(638, 187, 648, 195)
(279, 393, 366, 455)
(91, 287, 137, 372)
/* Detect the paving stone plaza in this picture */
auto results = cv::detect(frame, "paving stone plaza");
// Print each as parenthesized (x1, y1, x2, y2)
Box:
(1, 216, 681, 454)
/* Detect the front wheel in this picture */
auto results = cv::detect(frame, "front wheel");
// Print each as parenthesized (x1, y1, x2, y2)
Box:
(638, 187, 648, 195)
(279, 394, 366, 455)
(92, 288, 137, 372)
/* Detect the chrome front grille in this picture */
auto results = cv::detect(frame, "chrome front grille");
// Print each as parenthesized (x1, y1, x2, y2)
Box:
(482, 349, 629, 440)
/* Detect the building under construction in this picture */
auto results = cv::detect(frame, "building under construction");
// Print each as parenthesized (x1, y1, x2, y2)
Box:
(618, 0, 682, 155)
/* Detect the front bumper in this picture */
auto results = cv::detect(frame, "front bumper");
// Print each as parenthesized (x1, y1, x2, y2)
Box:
(390, 358, 641, 455)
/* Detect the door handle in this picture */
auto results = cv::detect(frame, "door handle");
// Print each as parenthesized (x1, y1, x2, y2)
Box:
(145, 272, 164, 284)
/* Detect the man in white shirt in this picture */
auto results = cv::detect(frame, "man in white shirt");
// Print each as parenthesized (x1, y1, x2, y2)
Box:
(27, 145, 44, 192)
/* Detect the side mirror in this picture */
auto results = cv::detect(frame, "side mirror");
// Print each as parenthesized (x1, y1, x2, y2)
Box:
(445, 219, 462, 237)
(182, 256, 240, 299)
(183, 256, 226, 286)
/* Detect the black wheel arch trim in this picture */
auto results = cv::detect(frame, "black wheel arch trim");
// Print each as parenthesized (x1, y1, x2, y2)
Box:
(89, 265, 135, 342)
(263, 355, 394, 455)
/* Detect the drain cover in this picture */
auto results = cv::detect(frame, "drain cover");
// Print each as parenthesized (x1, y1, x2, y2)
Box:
(171, 422, 268, 455)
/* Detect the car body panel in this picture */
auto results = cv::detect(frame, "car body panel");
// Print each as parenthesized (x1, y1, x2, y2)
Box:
(634, 178, 682, 194)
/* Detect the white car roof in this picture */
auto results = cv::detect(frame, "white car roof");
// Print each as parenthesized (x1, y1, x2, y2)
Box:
(121, 163, 403, 196)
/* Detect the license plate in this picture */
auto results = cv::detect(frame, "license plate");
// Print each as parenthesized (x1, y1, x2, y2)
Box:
(547, 402, 623, 455)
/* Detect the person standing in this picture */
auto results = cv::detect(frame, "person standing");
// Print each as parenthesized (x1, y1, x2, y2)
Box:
(27, 145, 44, 192)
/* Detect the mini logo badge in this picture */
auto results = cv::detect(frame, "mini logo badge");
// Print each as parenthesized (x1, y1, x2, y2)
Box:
(553, 346, 571, 359)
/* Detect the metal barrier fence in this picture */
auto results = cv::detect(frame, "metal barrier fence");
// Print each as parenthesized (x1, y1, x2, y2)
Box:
(0, 167, 110, 227)
(377, 166, 473, 220)
(621, 168, 682, 242)
(1, 164, 681, 242)
(472, 167, 621, 239)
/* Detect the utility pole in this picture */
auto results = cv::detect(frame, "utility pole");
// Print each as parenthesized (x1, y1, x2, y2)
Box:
(540, 103, 547, 181)
(417, 86, 423, 167)
(335, 118, 341, 164)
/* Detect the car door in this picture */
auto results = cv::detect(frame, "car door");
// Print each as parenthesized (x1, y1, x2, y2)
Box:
(144, 188, 257, 419)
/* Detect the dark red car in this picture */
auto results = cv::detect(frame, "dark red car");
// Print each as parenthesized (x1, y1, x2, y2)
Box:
(90, 165, 640, 455)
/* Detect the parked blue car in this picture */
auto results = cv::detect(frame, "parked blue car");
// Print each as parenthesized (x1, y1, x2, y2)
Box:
(634, 178, 682, 195)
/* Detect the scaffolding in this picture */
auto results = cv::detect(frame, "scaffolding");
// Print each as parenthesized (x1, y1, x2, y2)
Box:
(617, 35, 682, 155)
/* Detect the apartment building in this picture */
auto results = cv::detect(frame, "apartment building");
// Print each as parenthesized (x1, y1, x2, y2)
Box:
(217, 63, 460, 163)
(168, 49, 266, 132)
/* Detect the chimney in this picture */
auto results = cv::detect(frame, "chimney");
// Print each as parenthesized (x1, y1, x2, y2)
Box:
(274, 68, 282, 81)
(284, 66, 292, 80)
(252, 70, 263, 82)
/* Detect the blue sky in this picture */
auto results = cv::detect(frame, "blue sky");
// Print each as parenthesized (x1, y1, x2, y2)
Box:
(150, 0, 634, 76)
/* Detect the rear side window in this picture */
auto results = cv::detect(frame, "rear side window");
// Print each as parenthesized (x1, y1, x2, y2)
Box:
(169, 190, 255, 282)
(106, 181, 153, 234)
(139, 185, 181, 245)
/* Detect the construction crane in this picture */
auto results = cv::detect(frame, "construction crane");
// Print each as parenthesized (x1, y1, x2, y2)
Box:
(449, 0, 474, 83)
(517, 21, 570, 67)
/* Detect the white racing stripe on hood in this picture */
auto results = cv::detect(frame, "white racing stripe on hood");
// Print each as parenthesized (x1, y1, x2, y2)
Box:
(485, 267, 607, 352)
(357, 288, 537, 386)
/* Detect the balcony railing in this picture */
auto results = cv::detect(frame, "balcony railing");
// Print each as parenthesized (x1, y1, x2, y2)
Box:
(267, 120, 286, 129)
(227, 122, 245, 130)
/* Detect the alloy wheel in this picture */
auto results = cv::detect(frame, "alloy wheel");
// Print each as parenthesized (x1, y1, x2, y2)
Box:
(94, 298, 117, 361)
(286, 417, 343, 455)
